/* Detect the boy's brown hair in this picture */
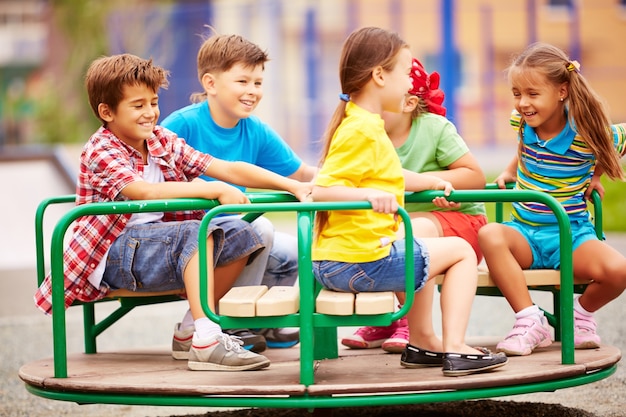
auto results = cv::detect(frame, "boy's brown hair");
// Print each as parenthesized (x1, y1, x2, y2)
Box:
(190, 30, 269, 103)
(85, 53, 170, 123)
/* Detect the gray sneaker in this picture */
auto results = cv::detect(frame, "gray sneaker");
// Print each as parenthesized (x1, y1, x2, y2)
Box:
(187, 333, 270, 371)
(172, 323, 194, 360)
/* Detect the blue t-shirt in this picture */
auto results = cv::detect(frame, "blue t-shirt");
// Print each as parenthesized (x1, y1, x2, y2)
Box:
(161, 101, 302, 191)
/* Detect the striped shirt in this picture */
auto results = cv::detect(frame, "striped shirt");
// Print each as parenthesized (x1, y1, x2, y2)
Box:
(510, 111, 626, 225)
(34, 125, 213, 315)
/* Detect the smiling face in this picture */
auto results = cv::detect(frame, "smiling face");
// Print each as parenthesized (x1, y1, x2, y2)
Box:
(202, 62, 265, 128)
(99, 83, 159, 152)
(509, 67, 568, 139)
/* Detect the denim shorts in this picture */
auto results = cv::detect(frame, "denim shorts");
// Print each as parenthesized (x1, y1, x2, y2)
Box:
(504, 219, 600, 269)
(102, 217, 264, 293)
(312, 238, 429, 293)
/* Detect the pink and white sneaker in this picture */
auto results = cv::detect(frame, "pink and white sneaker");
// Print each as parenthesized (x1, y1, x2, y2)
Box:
(496, 315, 552, 356)
(382, 317, 409, 353)
(574, 310, 601, 349)
(341, 322, 397, 349)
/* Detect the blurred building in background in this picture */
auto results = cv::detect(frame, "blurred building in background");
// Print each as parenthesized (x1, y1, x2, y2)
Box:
(0, 0, 45, 147)
(2, 0, 626, 162)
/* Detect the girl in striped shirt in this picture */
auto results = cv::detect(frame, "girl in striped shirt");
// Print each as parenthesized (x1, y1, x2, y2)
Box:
(479, 42, 626, 356)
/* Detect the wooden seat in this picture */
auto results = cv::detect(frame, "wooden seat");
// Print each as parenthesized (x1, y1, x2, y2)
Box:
(435, 268, 592, 287)
(219, 286, 396, 317)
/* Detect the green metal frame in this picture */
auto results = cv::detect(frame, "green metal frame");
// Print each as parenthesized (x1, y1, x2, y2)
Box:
(29, 187, 611, 408)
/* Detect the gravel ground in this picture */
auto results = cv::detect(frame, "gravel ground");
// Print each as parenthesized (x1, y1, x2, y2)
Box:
(2, 225, 624, 417)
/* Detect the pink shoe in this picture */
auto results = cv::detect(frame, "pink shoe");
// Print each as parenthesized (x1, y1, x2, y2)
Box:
(574, 310, 601, 349)
(496, 315, 552, 356)
(382, 317, 409, 353)
(341, 322, 397, 349)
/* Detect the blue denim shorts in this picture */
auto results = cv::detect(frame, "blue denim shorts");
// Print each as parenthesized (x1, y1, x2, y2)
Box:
(102, 217, 264, 293)
(312, 238, 429, 293)
(504, 219, 600, 269)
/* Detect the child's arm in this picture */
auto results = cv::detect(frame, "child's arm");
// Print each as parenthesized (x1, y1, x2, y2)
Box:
(311, 185, 398, 214)
(586, 167, 605, 201)
(420, 152, 486, 190)
(289, 163, 318, 182)
(121, 179, 251, 205)
(493, 156, 518, 189)
(207, 159, 312, 202)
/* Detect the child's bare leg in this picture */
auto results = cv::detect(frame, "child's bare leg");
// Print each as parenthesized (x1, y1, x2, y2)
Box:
(397, 217, 443, 352)
(574, 240, 626, 312)
(478, 223, 534, 312)
(415, 236, 479, 354)
(184, 235, 249, 320)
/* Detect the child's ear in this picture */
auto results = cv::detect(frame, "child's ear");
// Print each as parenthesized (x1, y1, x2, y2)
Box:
(98, 103, 114, 122)
(201, 73, 217, 95)
(404, 96, 420, 113)
(372, 66, 385, 87)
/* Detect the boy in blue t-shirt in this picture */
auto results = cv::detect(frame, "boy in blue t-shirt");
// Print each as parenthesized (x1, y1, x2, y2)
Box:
(162, 31, 316, 353)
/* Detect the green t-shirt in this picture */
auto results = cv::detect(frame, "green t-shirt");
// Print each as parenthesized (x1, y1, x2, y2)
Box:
(395, 113, 486, 216)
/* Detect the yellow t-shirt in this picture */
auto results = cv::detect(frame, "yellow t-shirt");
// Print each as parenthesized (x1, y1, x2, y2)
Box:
(313, 102, 405, 263)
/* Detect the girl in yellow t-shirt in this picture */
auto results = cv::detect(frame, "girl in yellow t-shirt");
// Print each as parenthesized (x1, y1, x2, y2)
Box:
(311, 26, 507, 377)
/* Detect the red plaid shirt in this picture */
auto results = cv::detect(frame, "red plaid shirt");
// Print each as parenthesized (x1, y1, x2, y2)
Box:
(34, 126, 213, 315)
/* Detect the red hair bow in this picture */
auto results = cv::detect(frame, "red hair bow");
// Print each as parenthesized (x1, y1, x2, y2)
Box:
(409, 58, 446, 117)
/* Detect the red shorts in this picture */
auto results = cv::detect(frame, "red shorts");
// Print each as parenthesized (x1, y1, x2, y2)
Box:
(430, 211, 488, 263)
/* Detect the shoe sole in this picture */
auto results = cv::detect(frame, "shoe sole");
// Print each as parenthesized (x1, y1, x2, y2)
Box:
(341, 338, 385, 349)
(400, 360, 442, 369)
(266, 340, 299, 349)
(172, 351, 189, 360)
(188, 358, 270, 371)
(382, 341, 408, 354)
(443, 358, 508, 377)
(575, 341, 600, 349)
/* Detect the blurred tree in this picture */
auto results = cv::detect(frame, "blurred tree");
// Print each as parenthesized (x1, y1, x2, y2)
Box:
(34, 0, 171, 144)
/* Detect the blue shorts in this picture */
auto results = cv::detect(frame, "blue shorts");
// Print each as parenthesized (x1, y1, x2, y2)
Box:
(312, 238, 429, 293)
(504, 219, 600, 269)
(102, 217, 264, 293)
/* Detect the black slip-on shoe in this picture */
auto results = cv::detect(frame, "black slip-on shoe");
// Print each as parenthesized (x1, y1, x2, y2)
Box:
(400, 344, 444, 368)
(442, 347, 508, 377)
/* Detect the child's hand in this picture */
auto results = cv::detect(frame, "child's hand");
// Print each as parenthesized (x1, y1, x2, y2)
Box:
(430, 180, 460, 208)
(366, 189, 398, 214)
(432, 180, 454, 196)
(290, 181, 314, 202)
(585, 175, 605, 201)
(494, 171, 516, 189)
(215, 183, 251, 205)
(432, 196, 461, 209)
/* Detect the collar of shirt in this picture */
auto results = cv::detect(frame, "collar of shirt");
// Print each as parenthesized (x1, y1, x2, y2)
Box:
(522, 122, 576, 155)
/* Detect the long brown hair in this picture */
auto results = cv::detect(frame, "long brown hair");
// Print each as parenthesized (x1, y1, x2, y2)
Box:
(315, 27, 408, 236)
(508, 42, 623, 180)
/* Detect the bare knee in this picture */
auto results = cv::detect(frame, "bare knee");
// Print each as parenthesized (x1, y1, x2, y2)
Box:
(478, 223, 507, 252)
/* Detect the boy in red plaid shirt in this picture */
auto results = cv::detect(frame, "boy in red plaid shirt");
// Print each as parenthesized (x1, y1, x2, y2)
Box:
(34, 53, 311, 371)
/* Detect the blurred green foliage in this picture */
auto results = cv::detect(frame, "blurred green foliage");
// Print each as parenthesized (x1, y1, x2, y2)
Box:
(33, 1, 172, 145)
(33, 1, 117, 144)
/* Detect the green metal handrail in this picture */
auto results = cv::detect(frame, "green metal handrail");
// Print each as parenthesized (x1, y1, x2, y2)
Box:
(198, 201, 415, 386)
(42, 187, 577, 381)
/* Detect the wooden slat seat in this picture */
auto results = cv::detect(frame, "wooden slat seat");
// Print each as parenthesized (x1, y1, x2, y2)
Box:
(435, 268, 592, 287)
(219, 286, 396, 317)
